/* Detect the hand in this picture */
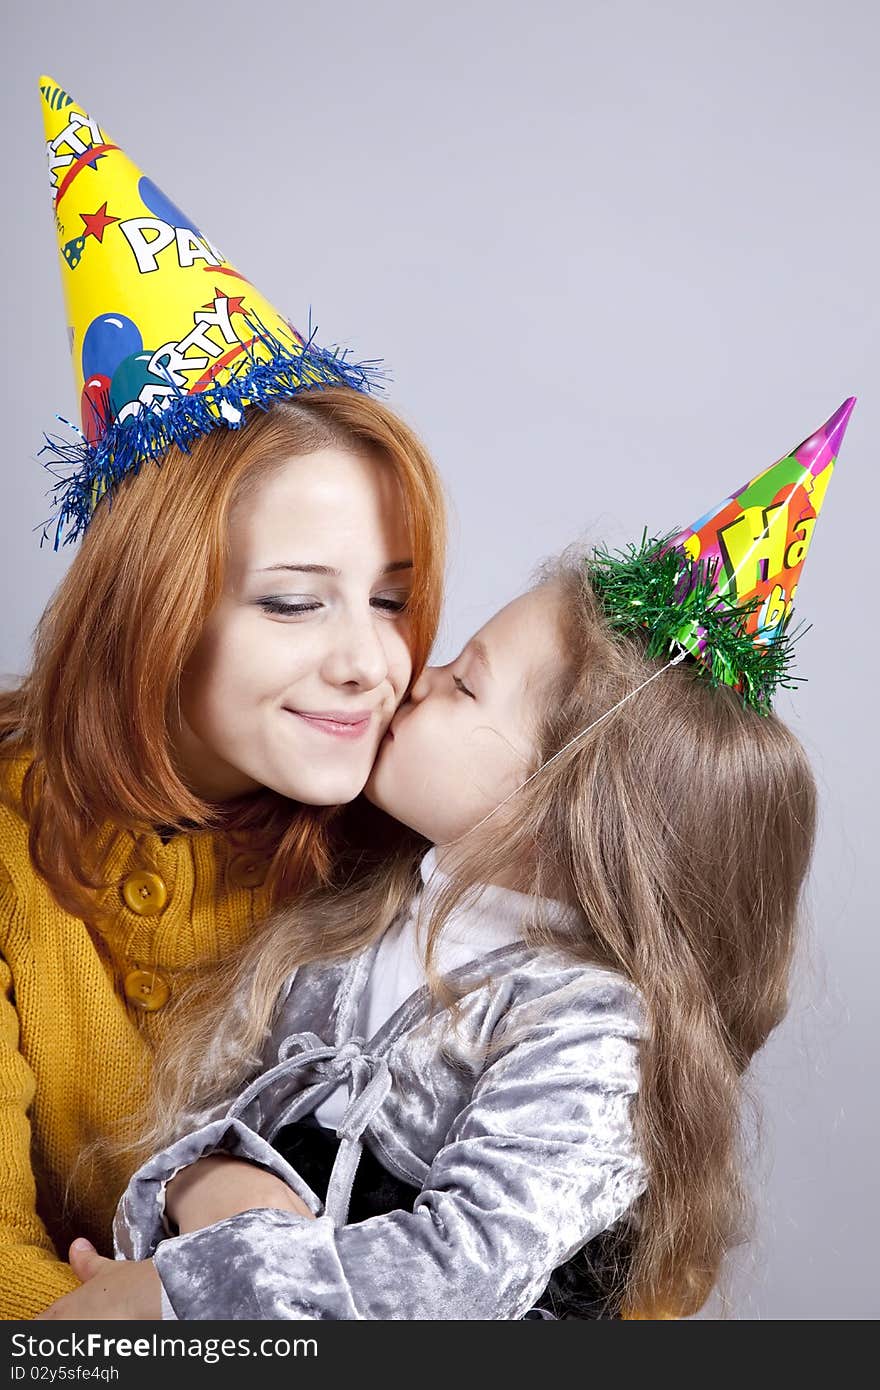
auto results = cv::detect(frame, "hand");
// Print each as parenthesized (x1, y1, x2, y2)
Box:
(166, 1154, 317, 1234)
(35, 1241, 162, 1321)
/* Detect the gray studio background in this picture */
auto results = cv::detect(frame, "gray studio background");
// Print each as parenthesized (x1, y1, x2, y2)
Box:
(2, 0, 876, 1319)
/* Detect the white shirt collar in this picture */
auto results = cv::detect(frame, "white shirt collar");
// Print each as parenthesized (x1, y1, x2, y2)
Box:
(417, 845, 584, 945)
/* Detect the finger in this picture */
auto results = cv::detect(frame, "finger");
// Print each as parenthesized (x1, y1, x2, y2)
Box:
(69, 1238, 108, 1282)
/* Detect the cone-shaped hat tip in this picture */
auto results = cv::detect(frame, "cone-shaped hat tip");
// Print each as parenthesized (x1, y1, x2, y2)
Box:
(825, 396, 856, 451)
(793, 396, 855, 479)
(37, 76, 83, 133)
(811, 397, 856, 467)
(38, 74, 78, 102)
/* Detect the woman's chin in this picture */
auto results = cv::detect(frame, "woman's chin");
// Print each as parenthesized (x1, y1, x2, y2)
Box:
(266, 770, 369, 808)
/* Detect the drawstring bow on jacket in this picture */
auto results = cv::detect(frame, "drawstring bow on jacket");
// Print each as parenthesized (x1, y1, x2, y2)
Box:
(226, 1030, 393, 1228)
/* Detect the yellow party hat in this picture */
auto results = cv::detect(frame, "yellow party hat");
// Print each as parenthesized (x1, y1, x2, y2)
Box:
(38, 76, 383, 547)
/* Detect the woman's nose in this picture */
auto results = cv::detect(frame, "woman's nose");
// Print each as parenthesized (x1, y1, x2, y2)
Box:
(322, 611, 393, 691)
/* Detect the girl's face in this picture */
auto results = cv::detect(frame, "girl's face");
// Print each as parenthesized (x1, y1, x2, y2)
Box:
(365, 583, 567, 844)
(173, 445, 414, 805)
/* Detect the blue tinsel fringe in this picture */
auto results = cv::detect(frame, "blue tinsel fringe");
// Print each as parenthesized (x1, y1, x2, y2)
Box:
(37, 315, 388, 549)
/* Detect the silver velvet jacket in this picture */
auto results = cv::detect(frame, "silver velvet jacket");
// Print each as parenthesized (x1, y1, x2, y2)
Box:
(114, 900, 648, 1320)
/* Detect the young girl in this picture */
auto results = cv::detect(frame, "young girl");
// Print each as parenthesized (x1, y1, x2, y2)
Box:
(0, 79, 445, 1318)
(41, 399, 852, 1322)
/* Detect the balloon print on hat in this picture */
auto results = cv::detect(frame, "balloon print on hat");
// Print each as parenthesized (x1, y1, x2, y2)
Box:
(81, 312, 142, 382)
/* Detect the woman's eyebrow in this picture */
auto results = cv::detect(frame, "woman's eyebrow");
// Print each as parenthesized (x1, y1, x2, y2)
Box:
(256, 560, 414, 576)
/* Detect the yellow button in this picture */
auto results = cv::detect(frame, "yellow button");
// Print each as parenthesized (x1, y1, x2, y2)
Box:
(122, 870, 168, 916)
(123, 967, 171, 1012)
(228, 853, 269, 890)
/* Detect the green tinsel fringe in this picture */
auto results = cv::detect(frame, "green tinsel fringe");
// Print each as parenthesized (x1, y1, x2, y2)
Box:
(586, 530, 809, 715)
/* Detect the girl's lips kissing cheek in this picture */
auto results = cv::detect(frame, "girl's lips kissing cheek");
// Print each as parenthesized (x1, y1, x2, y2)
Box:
(285, 708, 373, 740)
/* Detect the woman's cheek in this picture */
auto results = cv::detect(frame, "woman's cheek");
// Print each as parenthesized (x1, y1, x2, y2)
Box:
(238, 617, 313, 695)
(374, 704, 394, 739)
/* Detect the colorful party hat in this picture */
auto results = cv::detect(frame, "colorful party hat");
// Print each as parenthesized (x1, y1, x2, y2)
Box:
(37, 76, 383, 548)
(588, 399, 854, 712)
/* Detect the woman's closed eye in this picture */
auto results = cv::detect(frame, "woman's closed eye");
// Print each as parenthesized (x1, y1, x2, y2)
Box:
(257, 597, 320, 617)
(453, 674, 476, 699)
(371, 590, 410, 615)
(255, 591, 410, 619)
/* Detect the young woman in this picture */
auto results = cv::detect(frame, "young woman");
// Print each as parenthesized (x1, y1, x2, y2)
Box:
(0, 390, 445, 1319)
(37, 400, 850, 1321)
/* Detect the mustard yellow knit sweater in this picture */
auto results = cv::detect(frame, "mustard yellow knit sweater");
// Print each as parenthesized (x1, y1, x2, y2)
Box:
(0, 751, 270, 1319)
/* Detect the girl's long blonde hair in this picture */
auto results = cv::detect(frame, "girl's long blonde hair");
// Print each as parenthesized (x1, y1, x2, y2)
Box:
(0, 389, 446, 937)
(115, 550, 817, 1319)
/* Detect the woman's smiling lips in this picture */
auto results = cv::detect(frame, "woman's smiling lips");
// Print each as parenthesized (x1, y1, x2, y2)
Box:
(285, 708, 374, 739)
